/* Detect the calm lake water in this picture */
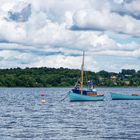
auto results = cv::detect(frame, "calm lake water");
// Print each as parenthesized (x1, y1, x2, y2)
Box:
(0, 88, 140, 140)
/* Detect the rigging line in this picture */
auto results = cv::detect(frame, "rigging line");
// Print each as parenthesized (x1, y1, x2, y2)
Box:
(59, 92, 70, 102)
(84, 70, 88, 83)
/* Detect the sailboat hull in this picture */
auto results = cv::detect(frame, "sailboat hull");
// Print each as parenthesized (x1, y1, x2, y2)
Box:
(69, 91, 104, 101)
(111, 93, 140, 100)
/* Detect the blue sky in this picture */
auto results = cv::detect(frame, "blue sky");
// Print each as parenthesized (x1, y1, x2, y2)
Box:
(0, 0, 140, 72)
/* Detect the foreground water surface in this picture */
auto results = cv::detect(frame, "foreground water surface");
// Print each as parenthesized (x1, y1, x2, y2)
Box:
(0, 88, 140, 140)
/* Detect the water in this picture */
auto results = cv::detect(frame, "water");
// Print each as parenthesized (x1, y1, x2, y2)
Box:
(0, 88, 140, 140)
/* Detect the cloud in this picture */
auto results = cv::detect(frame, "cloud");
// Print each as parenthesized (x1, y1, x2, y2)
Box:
(7, 3, 31, 22)
(123, 0, 140, 18)
(0, 0, 140, 72)
(108, 0, 140, 20)
(72, 9, 140, 36)
(0, 19, 26, 42)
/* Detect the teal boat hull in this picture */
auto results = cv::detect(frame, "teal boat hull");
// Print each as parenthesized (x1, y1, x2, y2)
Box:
(111, 93, 140, 100)
(69, 91, 104, 101)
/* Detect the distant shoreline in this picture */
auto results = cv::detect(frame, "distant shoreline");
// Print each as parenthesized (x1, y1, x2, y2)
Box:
(0, 86, 139, 88)
(0, 67, 140, 87)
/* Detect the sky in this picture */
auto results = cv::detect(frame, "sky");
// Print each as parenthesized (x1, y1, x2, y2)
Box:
(0, 0, 140, 72)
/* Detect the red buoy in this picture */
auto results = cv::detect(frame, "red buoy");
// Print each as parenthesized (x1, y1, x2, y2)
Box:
(40, 93, 45, 96)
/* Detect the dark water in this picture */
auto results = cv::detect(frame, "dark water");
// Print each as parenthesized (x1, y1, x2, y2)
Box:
(0, 88, 140, 140)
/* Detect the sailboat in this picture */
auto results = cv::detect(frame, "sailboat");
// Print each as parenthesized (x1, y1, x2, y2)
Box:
(69, 51, 104, 101)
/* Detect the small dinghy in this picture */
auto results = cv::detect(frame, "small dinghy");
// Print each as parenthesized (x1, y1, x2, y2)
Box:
(110, 92, 140, 100)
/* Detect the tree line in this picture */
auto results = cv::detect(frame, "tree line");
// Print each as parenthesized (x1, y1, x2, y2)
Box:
(0, 67, 140, 87)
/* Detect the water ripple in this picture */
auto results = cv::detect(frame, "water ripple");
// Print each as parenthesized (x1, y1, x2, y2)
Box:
(0, 88, 140, 140)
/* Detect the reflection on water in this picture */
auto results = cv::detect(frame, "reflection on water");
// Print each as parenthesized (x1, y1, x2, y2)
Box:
(0, 88, 140, 140)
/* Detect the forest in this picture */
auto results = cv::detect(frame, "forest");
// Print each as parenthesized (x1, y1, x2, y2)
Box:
(0, 67, 140, 87)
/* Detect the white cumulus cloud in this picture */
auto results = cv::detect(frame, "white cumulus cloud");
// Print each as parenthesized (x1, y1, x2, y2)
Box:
(73, 9, 140, 36)
(0, 0, 140, 72)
